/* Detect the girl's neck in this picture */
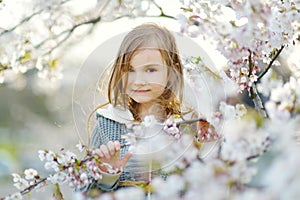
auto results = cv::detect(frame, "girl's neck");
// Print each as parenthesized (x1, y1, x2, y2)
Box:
(138, 103, 166, 121)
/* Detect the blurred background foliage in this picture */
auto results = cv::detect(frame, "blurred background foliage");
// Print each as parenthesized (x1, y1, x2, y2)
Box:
(0, 65, 76, 197)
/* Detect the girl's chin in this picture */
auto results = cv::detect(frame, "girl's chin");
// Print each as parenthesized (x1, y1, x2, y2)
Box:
(133, 99, 152, 104)
(130, 97, 154, 104)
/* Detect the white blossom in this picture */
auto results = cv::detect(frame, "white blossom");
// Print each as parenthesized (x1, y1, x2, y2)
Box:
(141, 115, 156, 127)
(47, 171, 67, 184)
(235, 104, 247, 118)
(24, 168, 38, 180)
(38, 150, 47, 161)
(76, 142, 85, 152)
(45, 150, 56, 161)
(152, 174, 185, 198)
(13, 178, 29, 191)
(44, 161, 59, 172)
(79, 172, 89, 185)
(11, 173, 21, 183)
(114, 187, 144, 200)
(4, 192, 23, 200)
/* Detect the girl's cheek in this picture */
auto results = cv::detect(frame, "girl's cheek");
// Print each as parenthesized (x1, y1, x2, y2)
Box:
(149, 75, 167, 85)
(127, 77, 135, 85)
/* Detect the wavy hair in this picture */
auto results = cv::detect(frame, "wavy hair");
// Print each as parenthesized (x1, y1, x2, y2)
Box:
(106, 23, 184, 121)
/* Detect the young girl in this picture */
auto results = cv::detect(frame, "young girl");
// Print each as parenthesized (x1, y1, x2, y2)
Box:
(83, 23, 218, 194)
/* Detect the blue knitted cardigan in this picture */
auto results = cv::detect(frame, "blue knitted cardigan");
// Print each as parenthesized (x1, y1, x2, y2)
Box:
(85, 108, 167, 192)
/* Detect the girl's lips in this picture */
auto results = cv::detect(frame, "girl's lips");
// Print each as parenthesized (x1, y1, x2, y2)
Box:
(132, 89, 150, 93)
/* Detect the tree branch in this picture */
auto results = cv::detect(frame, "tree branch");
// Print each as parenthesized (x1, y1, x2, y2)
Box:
(0, 9, 43, 36)
(248, 50, 268, 118)
(257, 45, 285, 81)
(248, 50, 253, 76)
(0, 0, 72, 36)
(152, 0, 176, 19)
(39, 15, 102, 56)
(249, 83, 268, 118)
(21, 177, 48, 196)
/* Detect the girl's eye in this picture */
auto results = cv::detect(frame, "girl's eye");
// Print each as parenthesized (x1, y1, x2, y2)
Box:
(146, 68, 157, 73)
(128, 68, 135, 72)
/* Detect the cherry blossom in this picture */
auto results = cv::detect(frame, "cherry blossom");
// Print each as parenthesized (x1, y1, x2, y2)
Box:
(176, 0, 299, 92)
(3, 193, 22, 200)
(24, 169, 38, 180)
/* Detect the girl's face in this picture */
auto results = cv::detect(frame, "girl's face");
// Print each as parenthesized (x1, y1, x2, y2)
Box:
(126, 49, 168, 105)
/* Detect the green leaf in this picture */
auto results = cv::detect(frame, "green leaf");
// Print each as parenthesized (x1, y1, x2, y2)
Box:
(20, 51, 31, 64)
(49, 59, 58, 72)
(180, 7, 193, 12)
(53, 183, 64, 200)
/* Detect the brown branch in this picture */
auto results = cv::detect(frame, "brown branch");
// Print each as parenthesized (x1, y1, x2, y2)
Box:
(41, 30, 74, 56)
(257, 45, 285, 81)
(0, 9, 44, 36)
(249, 83, 268, 118)
(20, 177, 48, 196)
(248, 50, 253, 78)
(0, 0, 72, 37)
(247, 50, 268, 118)
(36, 15, 101, 51)
(0, 63, 11, 72)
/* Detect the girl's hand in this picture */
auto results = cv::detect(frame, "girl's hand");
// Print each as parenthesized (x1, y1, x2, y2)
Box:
(94, 141, 131, 173)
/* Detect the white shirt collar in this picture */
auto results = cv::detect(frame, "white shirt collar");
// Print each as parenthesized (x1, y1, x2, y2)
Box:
(96, 104, 134, 124)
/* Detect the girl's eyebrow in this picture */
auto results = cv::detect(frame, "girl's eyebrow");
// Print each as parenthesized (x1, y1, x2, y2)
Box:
(130, 63, 164, 68)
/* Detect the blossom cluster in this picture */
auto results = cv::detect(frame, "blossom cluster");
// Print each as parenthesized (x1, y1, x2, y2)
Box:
(4, 168, 41, 200)
(2, 143, 106, 200)
(43, 144, 114, 188)
(176, 0, 299, 91)
(3, 98, 300, 199)
(265, 76, 300, 120)
(76, 102, 276, 200)
(164, 114, 183, 139)
(94, 102, 299, 200)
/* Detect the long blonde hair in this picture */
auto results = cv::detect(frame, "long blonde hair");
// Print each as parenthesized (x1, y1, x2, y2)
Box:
(107, 23, 184, 121)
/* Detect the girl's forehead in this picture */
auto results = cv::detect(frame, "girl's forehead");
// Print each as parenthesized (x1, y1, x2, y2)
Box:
(130, 49, 164, 67)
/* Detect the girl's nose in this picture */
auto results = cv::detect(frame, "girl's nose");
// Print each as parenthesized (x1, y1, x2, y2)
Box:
(133, 72, 147, 85)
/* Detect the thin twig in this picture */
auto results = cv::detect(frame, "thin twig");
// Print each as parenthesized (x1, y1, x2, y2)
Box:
(0, 9, 43, 36)
(249, 83, 268, 118)
(257, 45, 285, 81)
(41, 28, 74, 56)
(247, 50, 268, 117)
(20, 177, 47, 196)
(248, 50, 253, 78)
(152, 0, 176, 19)
(176, 117, 207, 125)
(35, 15, 101, 50)
(0, 0, 72, 36)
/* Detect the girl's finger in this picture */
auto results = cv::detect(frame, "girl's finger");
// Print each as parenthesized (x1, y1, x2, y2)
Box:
(100, 144, 110, 159)
(107, 141, 116, 156)
(94, 148, 104, 158)
(114, 141, 120, 151)
(120, 152, 132, 168)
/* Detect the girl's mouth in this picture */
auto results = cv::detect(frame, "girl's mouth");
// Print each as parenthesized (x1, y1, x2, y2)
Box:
(133, 89, 150, 93)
